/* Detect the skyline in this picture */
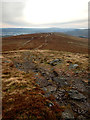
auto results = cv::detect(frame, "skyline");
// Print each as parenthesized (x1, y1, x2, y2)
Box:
(0, 0, 89, 28)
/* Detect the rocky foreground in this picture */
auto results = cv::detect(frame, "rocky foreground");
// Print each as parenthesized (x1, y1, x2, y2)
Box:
(2, 49, 89, 120)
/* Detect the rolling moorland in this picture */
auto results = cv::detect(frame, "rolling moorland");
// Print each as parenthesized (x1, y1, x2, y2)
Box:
(2, 33, 90, 120)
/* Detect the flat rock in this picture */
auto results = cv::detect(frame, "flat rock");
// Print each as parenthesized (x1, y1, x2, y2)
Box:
(68, 90, 86, 101)
(36, 78, 50, 87)
(43, 85, 57, 93)
(48, 58, 62, 66)
(53, 77, 69, 87)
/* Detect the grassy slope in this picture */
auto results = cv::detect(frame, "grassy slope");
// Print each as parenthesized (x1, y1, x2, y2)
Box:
(2, 33, 89, 54)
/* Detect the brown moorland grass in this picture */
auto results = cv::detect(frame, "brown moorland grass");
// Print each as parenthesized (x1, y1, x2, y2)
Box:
(2, 33, 89, 54)
(2, 33, 89, 119)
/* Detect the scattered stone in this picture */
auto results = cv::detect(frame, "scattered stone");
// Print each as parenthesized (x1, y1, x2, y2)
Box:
(61, 109, 74, 120)
(54, 89, 66, 101)
(48, 102, 54, 107)
(53, 77, 69, 87)
(68, 90, 86, 101)
(43, 86, 57, 93)
(71, 79, 86, 92)
(37, 78, 50, 87)
(3, 60, 11, 63)
(77, 115, 86, 120)
(53, 70, 58, 77)
(48, 58, 62, 66)
(69, 63, 79, 69)
(35, 73, 38, 76)
(3, 50, 89, 119)
(34, 68, 39, 72)
(70, 100, 89, 115)
(46, 100, 54, 107)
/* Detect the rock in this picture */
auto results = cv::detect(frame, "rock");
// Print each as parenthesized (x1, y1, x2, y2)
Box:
(37, 78, 50, 87)
(34, 68, 39, 72)
(35, 73, 38, 76)
(53, 70, 58, 77)
(41, 72, 46, 76)
(48, 102, 54, 107)
(71, 79, 86, 92)
(54, 89, 66, 101)
(43, 86, 57, 93)
(77, 115, 86, 120)
(3, 60, 11, 63)
(53, 77, 60, 83)
(69, 63, 79, 69)
(68, 90, 86, 101)
(70, 100, 89, 115)
(48, 59, 62, 66)
(53, 77, 69, 87)
(61, 109, 74, 120)
(46, 100, 54, 107)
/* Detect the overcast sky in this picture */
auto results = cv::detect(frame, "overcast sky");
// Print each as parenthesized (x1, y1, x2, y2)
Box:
(0, 0, 89, 28)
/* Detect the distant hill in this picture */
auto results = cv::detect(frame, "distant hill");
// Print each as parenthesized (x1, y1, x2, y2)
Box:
(1, 28, 88, 38)
(65, 29, 88, 38)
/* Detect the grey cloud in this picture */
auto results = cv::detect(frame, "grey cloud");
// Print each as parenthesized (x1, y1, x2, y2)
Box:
(2, 2, 26, 24)
(1, 2, 87, 28)
(1, 1, 36, 27)
(40, 19, 87, 28)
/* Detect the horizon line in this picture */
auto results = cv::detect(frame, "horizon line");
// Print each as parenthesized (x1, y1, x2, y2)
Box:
(0, 27, 88, 29)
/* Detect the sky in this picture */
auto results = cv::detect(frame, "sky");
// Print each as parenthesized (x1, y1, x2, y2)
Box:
(0, 0, 89, 28)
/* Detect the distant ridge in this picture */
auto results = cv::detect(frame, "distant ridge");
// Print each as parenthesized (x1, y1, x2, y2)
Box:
(1, 28, 88, 38)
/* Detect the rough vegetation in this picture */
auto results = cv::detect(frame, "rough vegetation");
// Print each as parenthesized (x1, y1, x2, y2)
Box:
(2, 33, 90, 119)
